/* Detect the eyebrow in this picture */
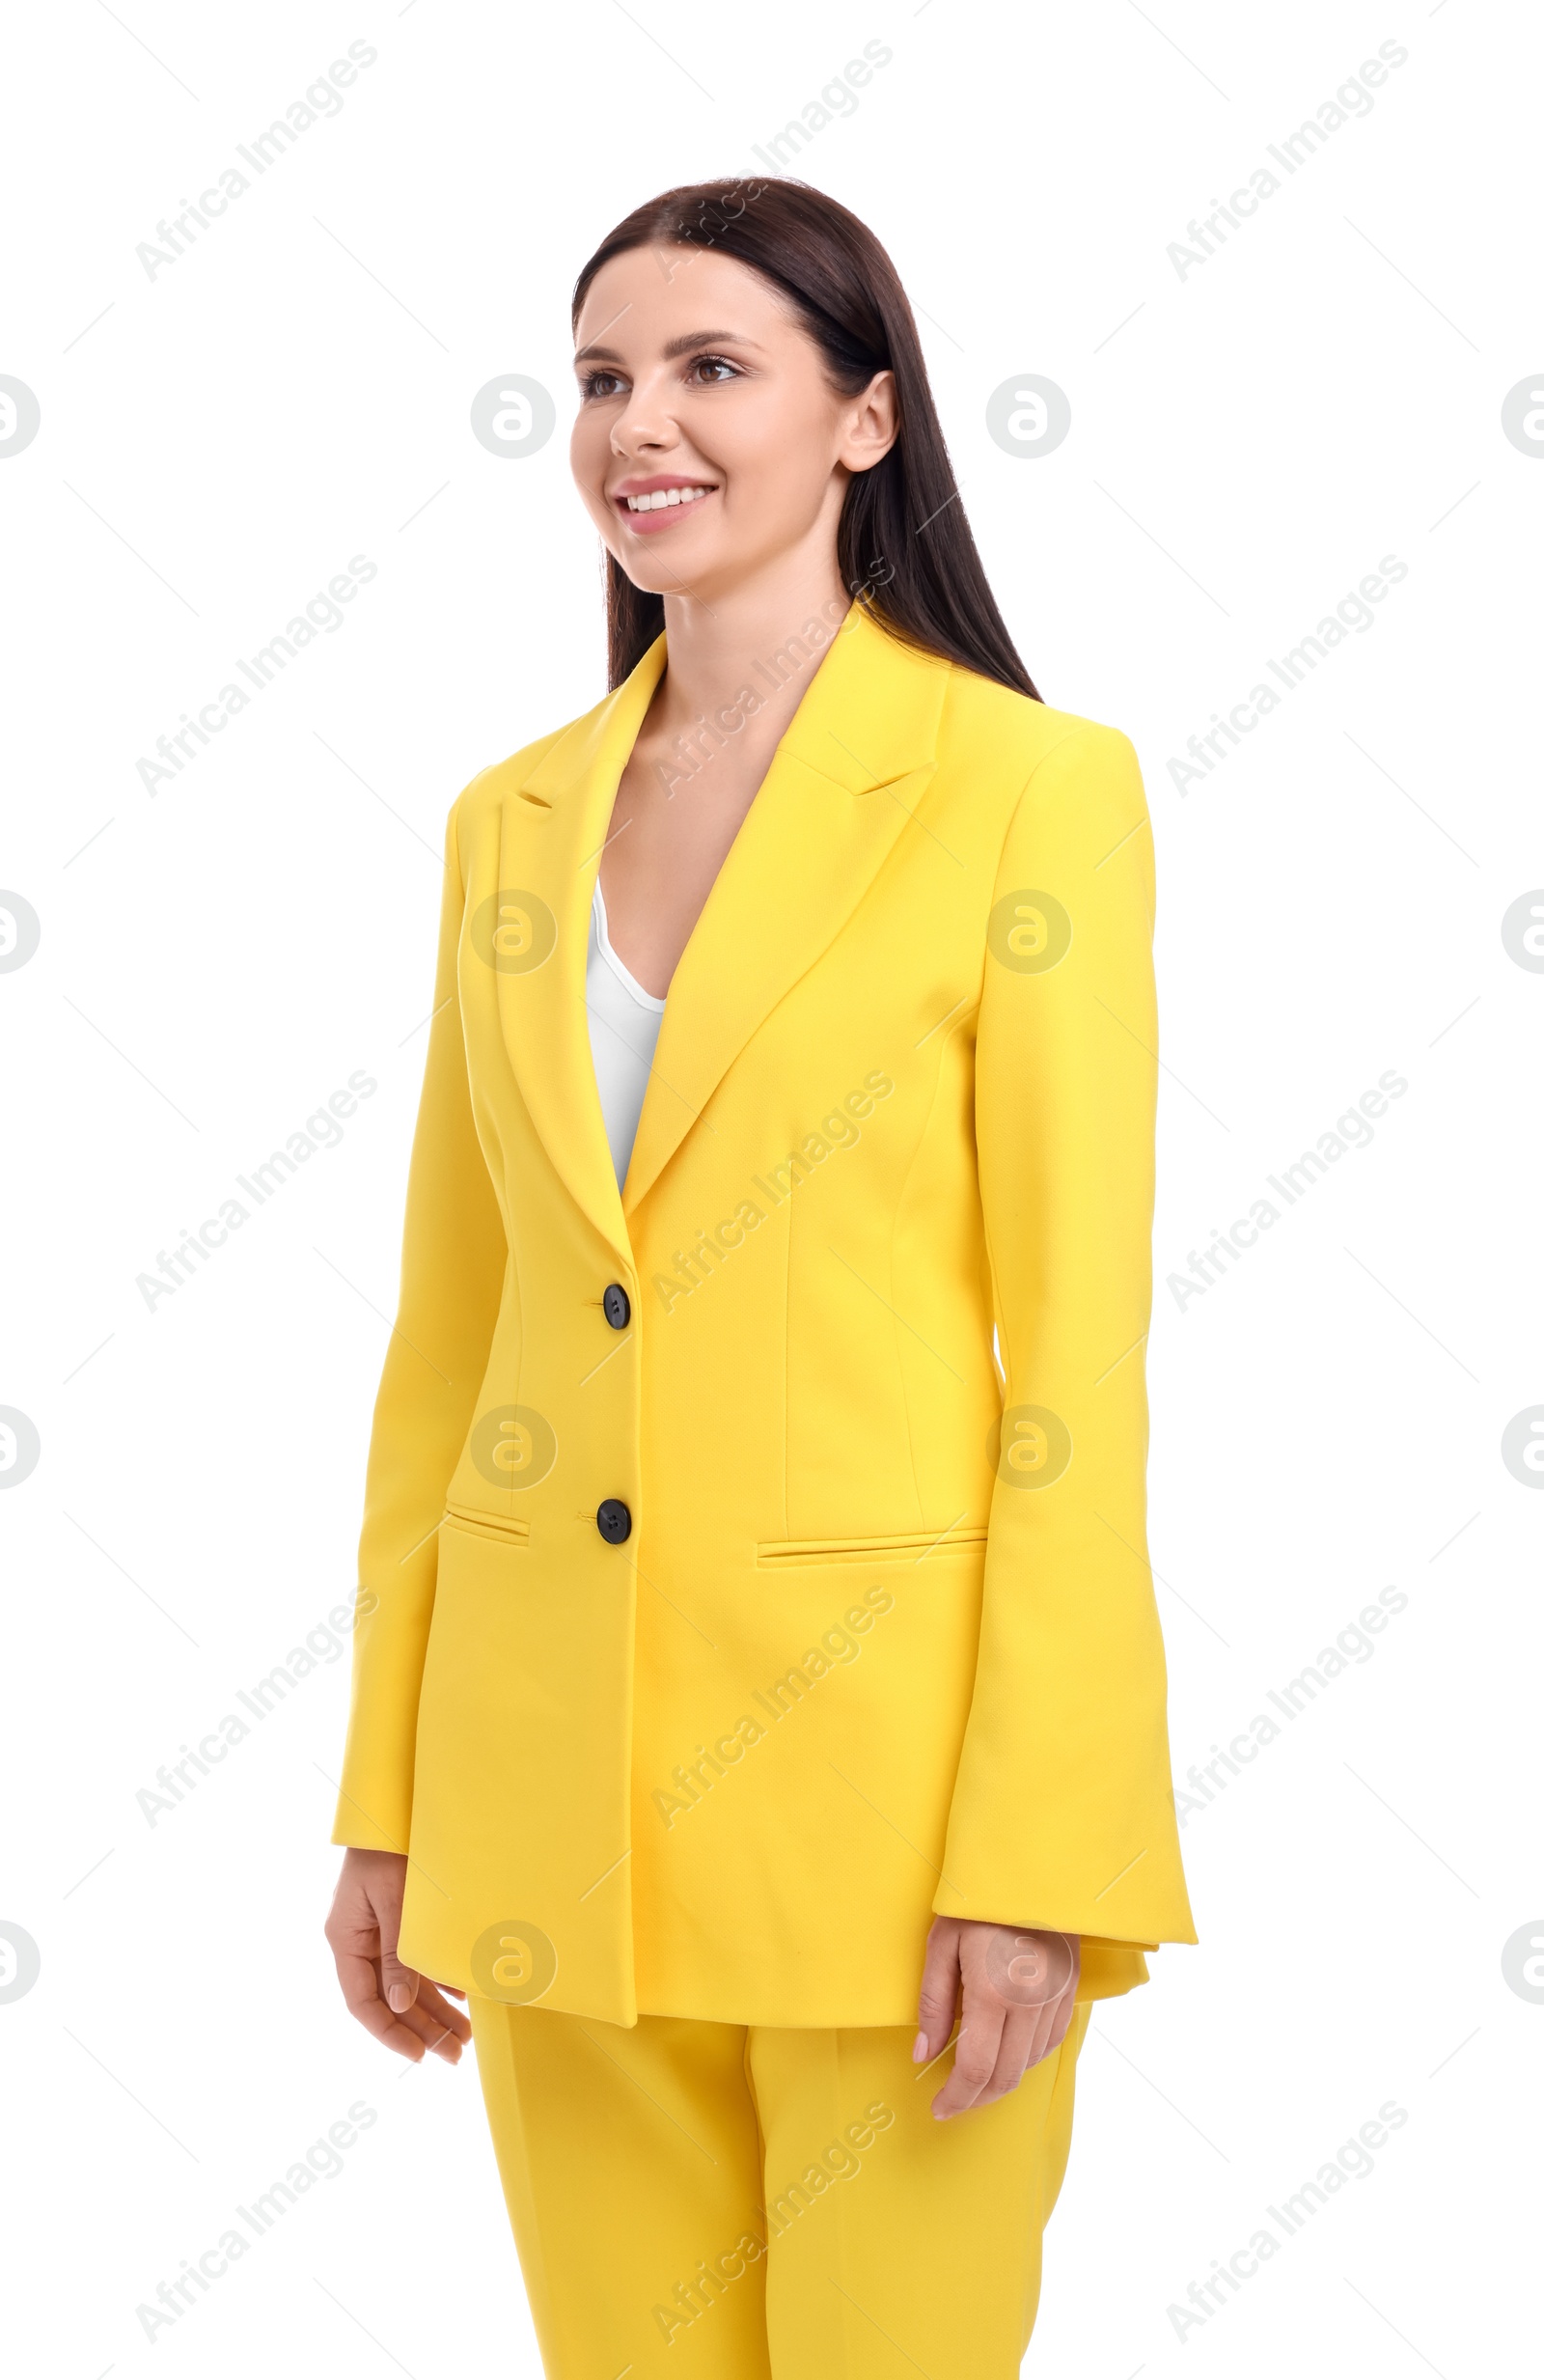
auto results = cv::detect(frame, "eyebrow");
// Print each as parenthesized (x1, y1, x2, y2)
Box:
(572, 328, 765, 366)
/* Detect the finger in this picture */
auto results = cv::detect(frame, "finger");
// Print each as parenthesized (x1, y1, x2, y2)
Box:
(332, 1949, 432, 2062)
(931, 2000, 1006, 2120)
(1016, 1991, 1054, 2078)
(332, 1944, 388, 2027)
(914, 1920, 962, 2064)
(390, 1988, 470, 2063)
(1042, 1980, 1076, 2058)
(975, 2004, 1041, 2105)
(419, 1982, 472, 2035)
(1024, 1979, 1076, 2074)
(409, 1981, 474, 2058)
(379, 1942, 420, 2016)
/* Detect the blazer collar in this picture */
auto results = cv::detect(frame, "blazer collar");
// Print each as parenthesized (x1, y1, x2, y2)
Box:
(497, 599, 951, 1267)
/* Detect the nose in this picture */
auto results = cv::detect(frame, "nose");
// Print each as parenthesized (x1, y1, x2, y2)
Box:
(610, 366, 681, 458)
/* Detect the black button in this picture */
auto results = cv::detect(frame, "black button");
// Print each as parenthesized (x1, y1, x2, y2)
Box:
(596, 1499, 632, 1544)
(602, 1283, 631, 1330)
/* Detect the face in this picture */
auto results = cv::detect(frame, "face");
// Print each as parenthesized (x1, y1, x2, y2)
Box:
(569, 244, 896, 605)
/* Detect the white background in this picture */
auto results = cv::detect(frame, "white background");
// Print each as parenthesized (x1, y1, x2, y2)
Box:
(2, 1, 1539, 2372)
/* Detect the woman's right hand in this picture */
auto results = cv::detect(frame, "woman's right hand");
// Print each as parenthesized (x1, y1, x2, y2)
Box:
(325, 1847, 472, 2064)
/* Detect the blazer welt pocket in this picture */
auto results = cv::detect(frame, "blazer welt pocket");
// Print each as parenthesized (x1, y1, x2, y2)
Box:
(756, 1525, 987, 1569)
(442, 1500, 531, 1549)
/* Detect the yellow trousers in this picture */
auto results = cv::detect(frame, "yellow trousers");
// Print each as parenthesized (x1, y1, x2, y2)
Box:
(469, 1998, 1092, 2379)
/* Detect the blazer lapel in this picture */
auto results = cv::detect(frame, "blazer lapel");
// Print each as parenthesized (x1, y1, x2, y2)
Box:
(621, 602, 951, 1217)
(493, 633, 668, 1272)
(493, 601, 952, 1257)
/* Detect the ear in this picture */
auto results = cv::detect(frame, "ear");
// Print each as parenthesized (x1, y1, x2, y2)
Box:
(838, 369, 899, 475)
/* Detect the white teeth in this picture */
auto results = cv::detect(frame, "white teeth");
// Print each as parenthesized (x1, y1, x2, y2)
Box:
(625, 485, 711, 512)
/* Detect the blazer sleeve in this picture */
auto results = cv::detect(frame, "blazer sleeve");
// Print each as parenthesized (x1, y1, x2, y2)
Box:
(936, 724, 1197, 1951)
(330, 796, 507, 1855)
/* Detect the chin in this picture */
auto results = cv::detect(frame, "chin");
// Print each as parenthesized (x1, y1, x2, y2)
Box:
(618, 548, 729, 598)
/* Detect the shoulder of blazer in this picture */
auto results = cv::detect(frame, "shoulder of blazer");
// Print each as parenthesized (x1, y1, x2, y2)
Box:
(440, 715, 593, 870)
(940, 663, 1138, 782)
(936, 666, 1144, 856)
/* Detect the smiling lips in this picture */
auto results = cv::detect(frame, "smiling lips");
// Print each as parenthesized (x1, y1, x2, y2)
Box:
(613, 476, 718, 532)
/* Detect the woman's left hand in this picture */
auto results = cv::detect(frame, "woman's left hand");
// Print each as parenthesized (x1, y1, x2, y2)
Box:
(914, 1917, 1081, 2119)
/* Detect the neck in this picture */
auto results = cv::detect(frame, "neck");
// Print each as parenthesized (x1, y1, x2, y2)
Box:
(651, 550, 853, 745)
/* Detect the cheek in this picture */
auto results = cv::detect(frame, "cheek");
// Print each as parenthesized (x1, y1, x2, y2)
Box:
(569, 419, 621, 530)
(570, 405, 617, 483)
(704, 398, 837, 526)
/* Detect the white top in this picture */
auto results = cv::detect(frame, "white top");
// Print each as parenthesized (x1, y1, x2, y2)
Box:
(586, 878, 666, 1187)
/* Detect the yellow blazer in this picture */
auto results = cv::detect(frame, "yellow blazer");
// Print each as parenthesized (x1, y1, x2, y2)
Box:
(331, 598, 1197, 2027)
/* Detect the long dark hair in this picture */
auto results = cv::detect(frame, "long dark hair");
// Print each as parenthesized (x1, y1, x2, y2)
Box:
(570, 179, 1041, 701)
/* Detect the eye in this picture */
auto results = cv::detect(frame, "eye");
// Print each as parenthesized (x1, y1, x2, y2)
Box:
(686, 353, 740, 385)
(579, 369, 626, 401)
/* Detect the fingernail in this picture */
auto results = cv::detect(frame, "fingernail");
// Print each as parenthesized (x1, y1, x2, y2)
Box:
(387, 1985, 410, 2012)
(911, 2031, 927, 2062)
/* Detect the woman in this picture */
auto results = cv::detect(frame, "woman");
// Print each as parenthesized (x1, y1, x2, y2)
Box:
(326, 178, 1195, 2377)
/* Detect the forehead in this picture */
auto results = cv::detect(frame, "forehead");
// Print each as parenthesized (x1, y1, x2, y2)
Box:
(573, 245, 795, 355)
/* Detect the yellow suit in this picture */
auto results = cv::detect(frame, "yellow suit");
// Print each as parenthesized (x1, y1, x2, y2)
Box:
(467, 1995, 1093, 2379)
(331, 597, 1196, 2029)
